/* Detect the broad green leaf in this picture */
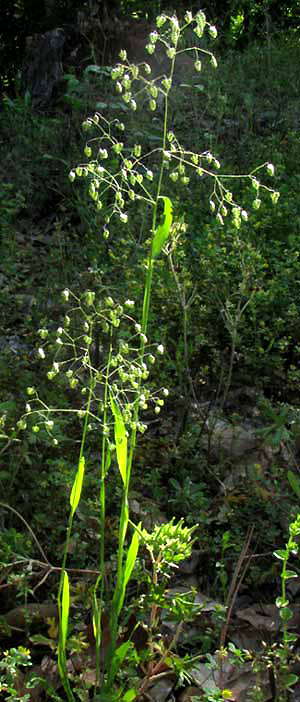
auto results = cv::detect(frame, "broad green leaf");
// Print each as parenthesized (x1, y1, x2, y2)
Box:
(122, 689, 137, 702)
(282, 569, 297, 579)
(110, 396, 127, 485)
(287, 470, 300, 499)
(61, 571, 70, 651)
(286, 673, 299, 688)
(280, 606, 293, 621)
(92, 574, 102, 644)
(286, 632, 297, 643)
(152, 197, 173, 258)
(276, 595, 288, 608)
(109, 640, 132, 682)
(222, 530, 231, 549)
(273, 549, 287, 561)
(123, 524, 140, 588)
(115, 524, 140, 619)
(70, 456, 85, 516)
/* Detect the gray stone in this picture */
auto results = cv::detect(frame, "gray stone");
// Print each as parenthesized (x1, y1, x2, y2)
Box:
(21, 29, 65, 107)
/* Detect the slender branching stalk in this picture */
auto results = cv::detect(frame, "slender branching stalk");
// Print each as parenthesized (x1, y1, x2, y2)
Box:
(16, 10, 280, 700)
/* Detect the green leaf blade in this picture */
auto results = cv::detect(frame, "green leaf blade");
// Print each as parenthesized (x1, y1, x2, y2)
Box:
(70, 456, 85, 516)
(282, 569, 298, 579)
(152, 197, 173, 258)
(109, 640, 132, 683)
(110, 395, 127, 485)
(273, 549, 287, 561)
(280, 606, 293, 622)
(113, 524, 140, 621)
(61, 571, 70, 651)
(123, 524, 140, 588)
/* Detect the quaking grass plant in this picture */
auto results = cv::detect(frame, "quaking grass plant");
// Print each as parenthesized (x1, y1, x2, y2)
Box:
(17, 9, 279, 701)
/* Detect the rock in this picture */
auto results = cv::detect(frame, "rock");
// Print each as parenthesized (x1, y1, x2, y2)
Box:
(179, 685, 202, 702)
(148, 677, 175, 702)
(1, 602, 58, 634)
(21, 29, 65, 107)
(176, 549, 201, 575)
(203, 419, 260, 459)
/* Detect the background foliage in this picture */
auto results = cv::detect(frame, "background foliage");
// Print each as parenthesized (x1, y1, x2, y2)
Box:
(1, 0, 300, 93)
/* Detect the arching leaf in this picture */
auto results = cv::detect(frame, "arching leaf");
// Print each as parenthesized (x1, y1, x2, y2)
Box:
(110, 395, 127, 485)
(70, 456, 85, 516)
(61, 571, 70, 651)
(152, 197, 173, 258)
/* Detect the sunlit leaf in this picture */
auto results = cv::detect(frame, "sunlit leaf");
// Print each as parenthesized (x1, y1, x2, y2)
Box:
(70, 456, 85, 516)
(273, 549, 287, 561)
(276, 595, 287, 608)
(110, 395, 127, 484)
(61, 571, 70, 651)
(114, 524, 140, 620)
(152, 196, 173, 258)
(122, 687, 137, 701)
(123, 524, 140, 588)
(282, 569, 297, 579)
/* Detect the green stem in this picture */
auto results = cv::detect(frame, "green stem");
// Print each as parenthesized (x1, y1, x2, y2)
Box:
(128, 53, 177, 478)
(105, 44, 180, 692)
(281, 553, 288, 655)
(94, 332, 113, 688)
(105, 52, 177, 693)
(57, 327, 94, 701)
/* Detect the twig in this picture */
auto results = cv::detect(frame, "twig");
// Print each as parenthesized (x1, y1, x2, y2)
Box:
(0, 556, 102, 583)
(0, 439, 15, 457)
(220, 526, 254, 649)
(0, 501, 50, 564)
(139, 620, 184, 696)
